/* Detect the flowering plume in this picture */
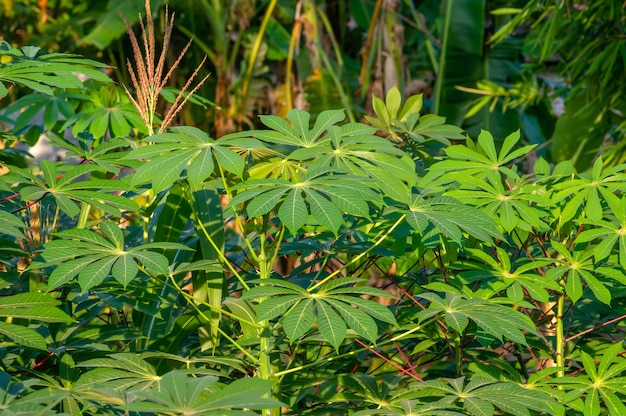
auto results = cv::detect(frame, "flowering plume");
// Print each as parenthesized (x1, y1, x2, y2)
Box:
(122, 0, 209, 135)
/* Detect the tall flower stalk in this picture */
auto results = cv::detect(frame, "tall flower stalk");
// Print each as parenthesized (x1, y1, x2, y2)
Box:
(122, 0, 209, 135)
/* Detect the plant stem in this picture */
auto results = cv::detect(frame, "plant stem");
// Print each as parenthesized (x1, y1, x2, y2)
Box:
(76, 203, 91, 229)
(257, 228, 279, 416)
(240, 0, 277, 112)
(555, 289, 565, 384)
(433, 0, 452, 115)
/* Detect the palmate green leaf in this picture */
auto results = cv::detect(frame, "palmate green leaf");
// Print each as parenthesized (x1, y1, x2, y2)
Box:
(79, 353, 157, 376)
(0, 306, 74, 323)
(14, 162, 138, 218)
(325, 299, 378, 343)
(0, 42, 111, 98)
(195, 377, 282, 412)
(333, 295, 397, 325)
(0, 320, 47, 351)
(429, 130, 535, 181)
(309, 109, 346, 141)
(278, 189, 307, 234)
(256, 295, 302, 321)
(126, 127, 259, 192)
(0, 292, 59, 308)
(316, 300, 347, 351)
(231, 173, 378, 233)
(282, 299, 315, 342)
(0, 211, 25, 239)
(78, 257, 118, 291)
(304, 189, 344, 234)
(407, 195, 503, 243)
(34, 223, 176, 290)
(478, 383, 564, 416)
(418, 293, 536, 345)
(111, 255, 139, 288)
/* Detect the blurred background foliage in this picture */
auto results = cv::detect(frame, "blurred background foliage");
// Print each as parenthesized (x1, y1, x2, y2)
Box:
(1, 0, 623, 171)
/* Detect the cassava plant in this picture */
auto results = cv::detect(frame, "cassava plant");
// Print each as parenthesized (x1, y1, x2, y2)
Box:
(2, 2, 626, 416)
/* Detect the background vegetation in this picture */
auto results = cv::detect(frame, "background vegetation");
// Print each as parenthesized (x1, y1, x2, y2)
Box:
(1, 0, 626, 415)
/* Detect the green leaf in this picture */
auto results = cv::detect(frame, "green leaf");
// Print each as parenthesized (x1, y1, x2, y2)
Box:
(212, 145, 244, 177)
(131, 251, 169, 276)
(256, 295, 302, 321)
(111, 254, 138, 288)
(0, 320, 47, 350)
(372, 95, 390, 126)
(278, 189, 307, 234)
(316, 300, 347, 351)
(565, 271, 583, 304)
(78, 256, 116, 291)
(80, 0, 147, 49)
(187, 149, 215, 187)
(0, 306, 74, 323)
(333, 295, 397, 325)
(0, 212, 25, 238)
(196, 377, 281, 411)
(282, 299, 314, 342)
(304, 189, 344, 234)
(385, 86, 402, 119)
(0, 292, 59, 307)
(309, 109, 345, 141)
(464, 397, 494, 416)
(47, 255, 103, 289)
(325, 299, 378, 343)
(580, 271, 611, 305)
(247, 187, 289, 217)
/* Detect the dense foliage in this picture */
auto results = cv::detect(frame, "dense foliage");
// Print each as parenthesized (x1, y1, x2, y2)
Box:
(2, 1, 626, 416)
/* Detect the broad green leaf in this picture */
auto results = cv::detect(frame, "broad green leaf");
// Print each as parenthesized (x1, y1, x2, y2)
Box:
(0, 306, 74, 323)
(309, 109, 345, 141)
(464, 397, 494, 416)
(78, 256, 117, 290)
(111, 254, 138, 288)
(333, 295, 397, 325)
(316, 300, 347, 351)
(256, 295, 302, 321)
(326, 299, 378, 343)
(100, 222, 124, 248)
(565, 271, 583, 304)
(385, 86, 402, 119)
(258, 115, 300, 144)
(195, 377, 281, 411)
(187, 149, 215, 186)
(282, 299, 314, 342)
(305, 189, 344, 234)
(212, 145, 244, 177)
(287, 109, 311, 145)
(247, 187, 289, 217)
(47, 255, 103, 289)
(278, 189, 307, 234)
(131, 251, 169, 276)
(0, 212, 25, 238)
(0, 292, 59, 307)
(0, 321, 47, 350)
